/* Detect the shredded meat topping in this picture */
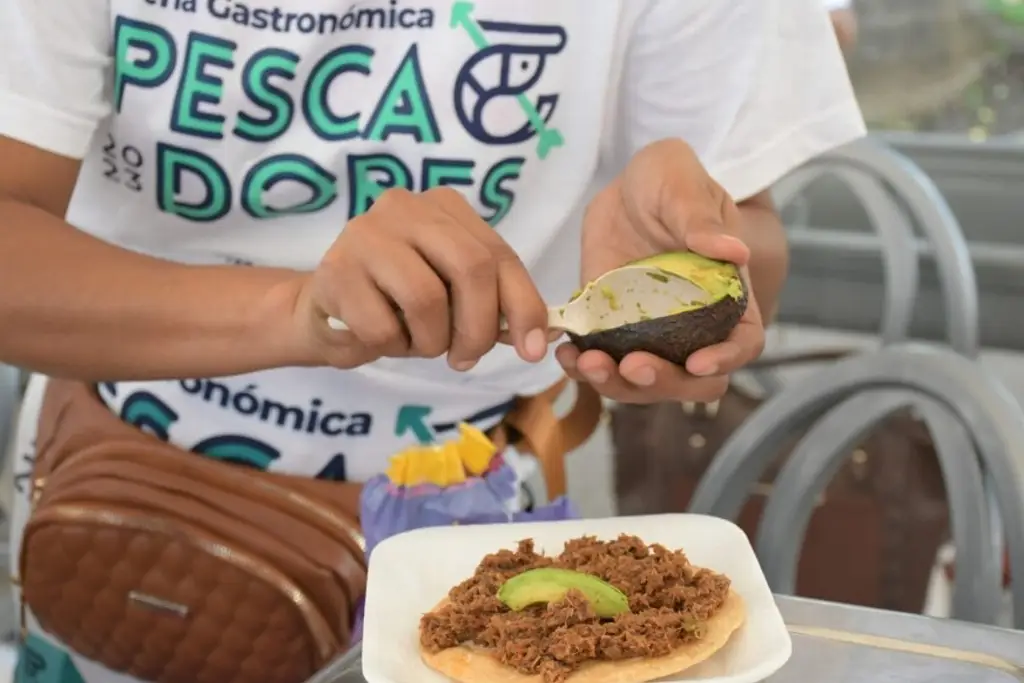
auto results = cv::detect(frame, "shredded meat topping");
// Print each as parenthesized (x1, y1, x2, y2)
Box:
(419, 535, 730, 682)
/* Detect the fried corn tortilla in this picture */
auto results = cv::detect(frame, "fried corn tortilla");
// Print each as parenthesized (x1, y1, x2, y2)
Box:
(420, 590, 745, 683)
(419, 536, 746, 683)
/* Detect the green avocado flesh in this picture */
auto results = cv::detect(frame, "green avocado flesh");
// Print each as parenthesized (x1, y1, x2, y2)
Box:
(631, 252, 744, 312)
(497, 568, 631, 618)
(568, 251, 747, 366)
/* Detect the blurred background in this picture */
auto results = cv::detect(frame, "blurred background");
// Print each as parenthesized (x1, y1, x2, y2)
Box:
(852, 0, 1024, 138)
(785, 0, 1024, 344)
(560, 0, 1024, 631)
(568, 0, 1024, 512)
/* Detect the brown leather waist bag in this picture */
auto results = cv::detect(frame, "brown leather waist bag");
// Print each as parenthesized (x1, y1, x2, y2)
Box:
(18, 377, 604, 683)
(19, 379, 368, 683)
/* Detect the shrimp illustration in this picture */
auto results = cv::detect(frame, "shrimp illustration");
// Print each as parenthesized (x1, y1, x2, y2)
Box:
(451, 2, 567, 159)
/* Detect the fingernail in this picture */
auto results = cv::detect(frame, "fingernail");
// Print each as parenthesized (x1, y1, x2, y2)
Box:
(631, 366, 656, 386)
(584, 369, 609, 384)
(524, 328, 547, 360)
(690, 362, 718, 377)
(451, 359, 477, 372)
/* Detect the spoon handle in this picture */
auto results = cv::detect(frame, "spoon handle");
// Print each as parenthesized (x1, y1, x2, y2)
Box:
(499, 307, 568, 333)
(325, 316, 349, 331)
(327, 307, 568, 333)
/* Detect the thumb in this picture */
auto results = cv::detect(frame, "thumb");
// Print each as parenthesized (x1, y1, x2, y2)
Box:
(677, 187, 750, 266)
(684, 227, 751, 265)
(629, 141, 749, 264)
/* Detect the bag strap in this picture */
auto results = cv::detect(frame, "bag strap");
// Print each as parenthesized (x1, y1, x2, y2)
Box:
(34, 379, 366, 523)
(498, 379, 604, 500)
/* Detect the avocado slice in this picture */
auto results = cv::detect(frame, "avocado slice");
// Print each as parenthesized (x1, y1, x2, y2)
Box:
(497, 568, 630, 617)
(568, 252, 747, 366)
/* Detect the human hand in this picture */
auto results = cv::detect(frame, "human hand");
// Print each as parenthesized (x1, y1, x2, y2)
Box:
(298, 188, 550, 371)
(557, 139, 766, 403)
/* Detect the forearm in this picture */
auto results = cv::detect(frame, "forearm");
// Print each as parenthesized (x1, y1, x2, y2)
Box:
(0, 199, 312, 381)
(736, 196, 789, 322)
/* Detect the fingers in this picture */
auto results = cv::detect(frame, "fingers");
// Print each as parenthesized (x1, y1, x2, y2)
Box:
(427, 188, 549, 364)
(682, 187, 750, 265)
(554, 283, 765, 403)
(555, 345, 730, 404)
(685, 319, 765, 377)
(317, 187, 550, 368)
(684, 231, 750, 265)
(362, 241, 452, 358)
(618, 352, 730, 403)
(316, 250, 408, 359)
(495, 253, 549, 362)
(319, 190, 454, 360)
(497, 326, 563, 347)
(622, 142, 751, 267)
(684, 273, 764, 375)
(409, 200, 500, 370)
(556, 289, 764, 403)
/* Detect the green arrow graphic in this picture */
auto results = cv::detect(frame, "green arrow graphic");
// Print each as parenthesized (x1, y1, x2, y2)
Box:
(450, 1, 565, 160)
(450, 1, 486, 45)
(396, 404, 435, 444)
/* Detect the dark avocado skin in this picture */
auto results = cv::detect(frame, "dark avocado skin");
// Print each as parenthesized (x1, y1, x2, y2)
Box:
(569, 291, 748, 367)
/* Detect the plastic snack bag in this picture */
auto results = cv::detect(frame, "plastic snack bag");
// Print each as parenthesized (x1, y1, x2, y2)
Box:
(351, 423, 578, 643)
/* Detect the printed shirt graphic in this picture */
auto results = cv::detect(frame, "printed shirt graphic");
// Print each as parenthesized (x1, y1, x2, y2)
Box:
(86, 1, 618, 486)
(1, 0, 864, 680)
(88, 0, 607, 266)
(7, 0, 631, 484)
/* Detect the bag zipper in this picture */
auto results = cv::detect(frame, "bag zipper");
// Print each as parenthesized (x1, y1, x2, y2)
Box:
(49, 444, 366, 560)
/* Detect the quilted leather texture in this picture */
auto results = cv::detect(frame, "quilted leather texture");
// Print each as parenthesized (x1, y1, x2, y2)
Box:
(24, 521, 318, 683)
(21, 379, 369, 683)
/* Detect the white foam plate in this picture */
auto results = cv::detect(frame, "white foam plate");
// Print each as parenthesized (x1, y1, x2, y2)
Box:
(362, 514, 792, 683)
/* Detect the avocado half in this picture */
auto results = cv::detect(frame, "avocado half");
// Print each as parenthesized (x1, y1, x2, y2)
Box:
(497, 567, 630, 618)
(568, 252, 747, 367)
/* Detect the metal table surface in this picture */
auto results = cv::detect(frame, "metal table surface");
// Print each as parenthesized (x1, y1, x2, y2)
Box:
(313, 595, 1024, 683)
(770, 596, 1024, 682)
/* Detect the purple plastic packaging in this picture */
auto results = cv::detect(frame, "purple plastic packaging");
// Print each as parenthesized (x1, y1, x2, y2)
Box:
(349, 453, 579, 645)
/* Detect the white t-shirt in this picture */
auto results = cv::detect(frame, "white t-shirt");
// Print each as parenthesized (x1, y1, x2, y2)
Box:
(0, 0, 864, 484)
(0, 0, 863, 679)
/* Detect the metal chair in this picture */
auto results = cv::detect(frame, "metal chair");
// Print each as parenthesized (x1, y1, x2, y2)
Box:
(773, 136, 979, 356)
(689, 344, 1024, 628)
(758, 391, 998, 623)
(772, 144, 920, 347)
(761, 135, 1001, 623)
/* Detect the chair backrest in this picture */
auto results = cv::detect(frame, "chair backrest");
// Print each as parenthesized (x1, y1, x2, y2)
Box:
(755, 390, 999, 624)
(765, 137, 998, 621)
(773, 136, 979, 357)
(774, 151, 919, 347)
(689, 344, 1024, 629)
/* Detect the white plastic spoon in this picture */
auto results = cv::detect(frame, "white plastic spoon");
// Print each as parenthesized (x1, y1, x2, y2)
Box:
(325, 263, 712, 337)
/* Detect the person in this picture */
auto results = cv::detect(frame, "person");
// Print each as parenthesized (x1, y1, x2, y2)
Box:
(826, 0, 860, 52)
(0, 0, 864, 681)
